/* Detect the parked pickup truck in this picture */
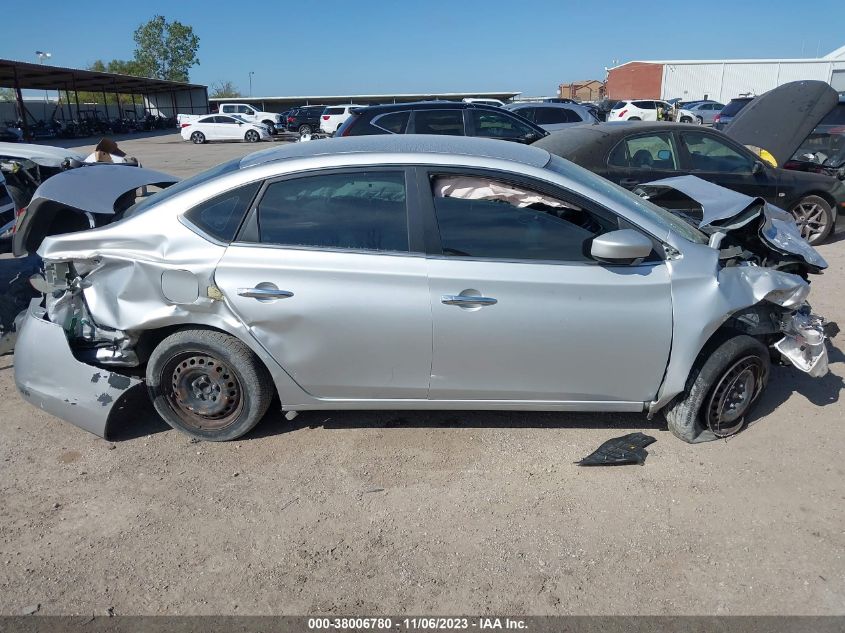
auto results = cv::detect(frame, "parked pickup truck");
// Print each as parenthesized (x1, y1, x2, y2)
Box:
(177, 103, 283, 131)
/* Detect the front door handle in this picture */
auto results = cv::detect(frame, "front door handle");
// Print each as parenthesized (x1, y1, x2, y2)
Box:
(238, 287, 294, 300)
(441, 294, 497, 307)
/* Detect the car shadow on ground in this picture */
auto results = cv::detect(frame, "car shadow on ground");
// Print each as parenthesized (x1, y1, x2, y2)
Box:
(105, 339, 844, 443)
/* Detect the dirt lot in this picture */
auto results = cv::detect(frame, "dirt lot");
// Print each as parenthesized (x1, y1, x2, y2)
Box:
(1, 132, 844, 616)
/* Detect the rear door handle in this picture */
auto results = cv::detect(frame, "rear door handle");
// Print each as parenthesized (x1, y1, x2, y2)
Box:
(237, 287, 294, 300)
(441, 295, 497, 307)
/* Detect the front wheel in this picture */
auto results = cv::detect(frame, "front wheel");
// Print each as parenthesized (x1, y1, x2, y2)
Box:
(147, 329, 275, 441)
(696, 116, 704, 125)
(190, 131, 206, 144)
(664, 335, 769, 443)
(789, 195, 833, 245)
(245, 129, 261, 143)
(680, 116, 692, 123)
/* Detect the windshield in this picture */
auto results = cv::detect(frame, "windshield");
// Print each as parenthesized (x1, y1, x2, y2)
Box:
(125, 157, 241, 218)
(545, 155, 708, 244)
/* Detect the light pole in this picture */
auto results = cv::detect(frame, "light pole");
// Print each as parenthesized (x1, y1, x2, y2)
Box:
(35, 51, 52, 110)
(248, 72, 255, 97)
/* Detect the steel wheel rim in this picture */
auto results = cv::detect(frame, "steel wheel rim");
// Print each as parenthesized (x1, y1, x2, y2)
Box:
(791, 200, 829, 242)
(705, 355, 764, 437)
(163, 352, 243, 431)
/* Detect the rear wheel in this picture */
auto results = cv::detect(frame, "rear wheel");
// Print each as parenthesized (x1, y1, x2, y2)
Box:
(680, 116, 692, 123)
(298, 124, 312, 135)
(190, 131, 205, 144)
(245, 129, 260, 143)
(664, 335, 769, 443)
(147, 329, 275, 441)
(789, 195, 833, 245)
(696, 116, 704, 125)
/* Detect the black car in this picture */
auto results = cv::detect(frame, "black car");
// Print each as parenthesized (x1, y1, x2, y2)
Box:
(535, 122, 845, 244)
(785, 97, 845, 178)
(285, 106, 326, 135)
(712, 97, 753, 130)
(336, 101, 548, 144)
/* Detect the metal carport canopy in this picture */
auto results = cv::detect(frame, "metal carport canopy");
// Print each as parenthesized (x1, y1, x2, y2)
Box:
(0, 58, 205, 93)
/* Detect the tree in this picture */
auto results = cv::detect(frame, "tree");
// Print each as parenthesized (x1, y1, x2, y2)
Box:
(133, 15, 200, 82)
(210, 81, 241, 99)
(0, 87, 14, 101)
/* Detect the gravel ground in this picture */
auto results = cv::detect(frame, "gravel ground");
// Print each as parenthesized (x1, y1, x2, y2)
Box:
(0, 133, 844, 616)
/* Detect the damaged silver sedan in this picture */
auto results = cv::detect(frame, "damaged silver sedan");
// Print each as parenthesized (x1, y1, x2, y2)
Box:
(13, 135, 830, 443)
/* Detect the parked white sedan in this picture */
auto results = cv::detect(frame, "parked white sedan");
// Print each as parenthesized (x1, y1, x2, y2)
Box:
(180, 115, 271, 144)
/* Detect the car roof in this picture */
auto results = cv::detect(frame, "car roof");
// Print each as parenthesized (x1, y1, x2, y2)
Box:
(350, 100, 500, 114)
(240, 134, 552, 169)
(533, 122, 705, 165)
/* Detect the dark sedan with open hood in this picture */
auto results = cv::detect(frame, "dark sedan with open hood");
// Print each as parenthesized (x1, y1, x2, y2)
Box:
(535, 121, 845, 245)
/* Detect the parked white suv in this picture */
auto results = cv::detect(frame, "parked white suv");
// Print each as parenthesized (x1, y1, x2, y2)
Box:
(608, 100, 673, 121)
(319, 105, 363, 135)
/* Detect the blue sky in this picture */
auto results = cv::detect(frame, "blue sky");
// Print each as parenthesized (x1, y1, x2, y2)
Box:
(4, 0, 845, 97)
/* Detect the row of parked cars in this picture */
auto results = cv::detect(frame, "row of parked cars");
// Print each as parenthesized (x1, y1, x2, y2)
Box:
(2, 81, 841, 446)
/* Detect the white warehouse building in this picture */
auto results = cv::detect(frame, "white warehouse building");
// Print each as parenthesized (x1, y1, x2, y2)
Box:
(606, 44, 845, 102)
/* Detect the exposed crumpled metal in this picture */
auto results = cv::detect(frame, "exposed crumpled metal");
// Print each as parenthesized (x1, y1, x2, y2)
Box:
(637, 175, 828, 270)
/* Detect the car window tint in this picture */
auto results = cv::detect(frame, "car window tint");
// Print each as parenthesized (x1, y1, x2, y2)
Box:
(534, 107, 569, 125)
(679, 132, 753, 173)
(470, 110, 534, 140)
(608, 133, 678, 170)
(199, 116, 215, 123)
(217, 116, 236, 124)
(257, 171, 409, 252)
(371, 111, 410, 133)
(185, 181, 261, 243)
(632, 101, 654, 109)
(325, 107, 344, 115)
(430, 174, 618, 262)
(414, 110, 464, 135)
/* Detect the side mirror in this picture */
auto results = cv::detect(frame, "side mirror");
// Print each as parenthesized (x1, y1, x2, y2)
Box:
(752, 161, 765, 175)
(590, 229, 653, 264)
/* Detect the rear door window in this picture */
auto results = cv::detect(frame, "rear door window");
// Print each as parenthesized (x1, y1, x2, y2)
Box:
(255, 171, 410, 252)
(632, 101, 655, 110)
(469, 109, 535, 140)
(412, 110, 465, 135)
(608, 133, 679, 170)
(371, 111, 410, 134)
(534, 107, 570, 125)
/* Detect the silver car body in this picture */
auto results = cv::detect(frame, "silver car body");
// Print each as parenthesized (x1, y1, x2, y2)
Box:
(680, 102, 725, 125)
(13, 135, 827, 438)
(504, 102, 596, 131)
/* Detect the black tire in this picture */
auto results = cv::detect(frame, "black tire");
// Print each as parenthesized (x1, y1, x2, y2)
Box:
(680, 116, 692, 123)
(262, 120, 276, 134)
(696, 116, 704, 125)
(664, 335, 770, 443)
(298, 124, 312, 135)
(190, 131, 205, 144)
(244, 129, 260, 143)
(628, 116, 641, 121)
(789, 195, 833, 245)
(146, 329, 275, 441)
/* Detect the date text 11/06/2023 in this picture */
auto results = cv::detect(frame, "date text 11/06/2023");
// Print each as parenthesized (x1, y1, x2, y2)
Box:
(307, 617, 528, 630)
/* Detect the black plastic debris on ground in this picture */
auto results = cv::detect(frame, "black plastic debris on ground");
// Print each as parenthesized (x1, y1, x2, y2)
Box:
(576, 432, 657, 466)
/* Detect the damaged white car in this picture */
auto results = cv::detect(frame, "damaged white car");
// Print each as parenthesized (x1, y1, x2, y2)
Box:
(13, 135, 830, 443)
